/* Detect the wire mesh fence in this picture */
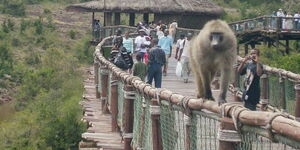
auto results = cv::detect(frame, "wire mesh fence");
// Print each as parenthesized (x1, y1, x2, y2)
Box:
(285, 79, 296, 115)
(131, 91, 153, 150)
(238, 130, 299, 150)
(190, 111, 220, 150)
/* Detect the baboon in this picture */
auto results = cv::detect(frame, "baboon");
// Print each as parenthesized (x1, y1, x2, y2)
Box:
(189, 19, 237, 103)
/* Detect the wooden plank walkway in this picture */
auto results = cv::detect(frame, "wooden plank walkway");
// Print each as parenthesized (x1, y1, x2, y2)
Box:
(79, 68, 124, 150)
(161, 53, 235, 101)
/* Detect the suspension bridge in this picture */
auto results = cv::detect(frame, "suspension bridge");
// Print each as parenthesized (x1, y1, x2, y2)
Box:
(77, 22, 300, 150)
(65, 1, 300, 149)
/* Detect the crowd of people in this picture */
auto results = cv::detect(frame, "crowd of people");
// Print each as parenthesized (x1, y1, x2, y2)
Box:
(108, 20, 264, 111)
(270, 8, 300, 30)
(109, 20, 193, 88)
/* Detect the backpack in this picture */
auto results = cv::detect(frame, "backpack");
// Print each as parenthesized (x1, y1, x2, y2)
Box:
(114, 53, 129, 70)
(113, 47, 133, 70)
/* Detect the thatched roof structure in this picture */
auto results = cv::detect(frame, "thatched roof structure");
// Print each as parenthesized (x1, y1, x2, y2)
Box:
(66, 0, 224, 16)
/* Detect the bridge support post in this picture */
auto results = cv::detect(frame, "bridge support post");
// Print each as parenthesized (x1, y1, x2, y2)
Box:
(129, 13, 135, 26)
(104, 12, 112, 26)
(150, 99, 163, 150)
(114, 12, 120, 25)
(285, 40, 290, 54)
(279, 77, 286, 110)
(100, 66, 109, 114)
(143, 13, 149, 24)
(185, 116, 191, 150)
(123, 84, 135, 150)
(94, 60, 100, 99)
(260, 74, 269, 111)
(294, 84, 300, 121)
(218, 117, 240, 150)
(110, 73, 119, 132)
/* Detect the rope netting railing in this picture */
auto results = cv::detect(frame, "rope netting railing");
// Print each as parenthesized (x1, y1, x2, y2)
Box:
(93, 26, 300, 150)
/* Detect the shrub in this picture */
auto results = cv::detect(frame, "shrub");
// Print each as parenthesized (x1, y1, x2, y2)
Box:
(11, 38, 21, 47)
(34, 19, 44, 35)
(20, 19, 31, 33)
(43, 8, 51, 14)
(68, 30, 77, 39)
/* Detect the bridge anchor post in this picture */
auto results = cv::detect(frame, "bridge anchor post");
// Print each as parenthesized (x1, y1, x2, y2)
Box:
(110, 73, 119, 132)
(94, 61, 101, 99)
(295, 84, 300, 121)
(100, 66, 109, 114)
(260, 74, 269, 111)
(123, 84, 135, 150)
(218, 117, 241, 150)
(150, 99, 163, 150)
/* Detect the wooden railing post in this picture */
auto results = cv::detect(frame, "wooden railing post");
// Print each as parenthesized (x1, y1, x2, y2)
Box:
(260, 74, 269, 111)
(279, 77, 286, 110)
(100, 66, 109, 114)
(295, 84, 300, 121)
(218, 117, 241, 150)
(110, 73, 119, 132)
(123, 84, 135, 150)
(94, 61, 100, 99)
(150, 99, 163, 150)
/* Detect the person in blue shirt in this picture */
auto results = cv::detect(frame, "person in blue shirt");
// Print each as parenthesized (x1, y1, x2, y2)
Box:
(147, 38, 166, 88)
(158, 30, 173, 76)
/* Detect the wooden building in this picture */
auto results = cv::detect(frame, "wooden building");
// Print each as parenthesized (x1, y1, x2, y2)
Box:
(65, 0, 224, 29)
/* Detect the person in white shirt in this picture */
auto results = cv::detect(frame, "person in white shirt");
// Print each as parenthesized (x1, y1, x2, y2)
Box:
(156, 27, 164, 39)
(134, 29, 147, 61)
(294, 11, 300, 29)
(175, 34, 185, 59)
(285, 12, 293, 30)
(169, 20, 178, 40)
(277, 8, 285, 29)
(177, 33, 192, 83)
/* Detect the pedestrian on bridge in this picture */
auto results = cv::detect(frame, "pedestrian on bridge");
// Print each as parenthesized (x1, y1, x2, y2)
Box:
(158, 30, 173, 76)
(177, 33, 192, 83)
(147, 38, 166, 88)
(132, 53, 147, 81)
(238, 49, 263, 111)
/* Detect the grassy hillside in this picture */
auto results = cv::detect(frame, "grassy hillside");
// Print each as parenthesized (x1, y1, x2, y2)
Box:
(0, 1, 94, 149)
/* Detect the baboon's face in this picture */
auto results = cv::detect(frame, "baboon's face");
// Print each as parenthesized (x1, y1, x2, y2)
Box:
(209, 32, 224, 50)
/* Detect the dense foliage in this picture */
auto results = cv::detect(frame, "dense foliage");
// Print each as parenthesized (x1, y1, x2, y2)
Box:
(0, 9, 93, 149)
